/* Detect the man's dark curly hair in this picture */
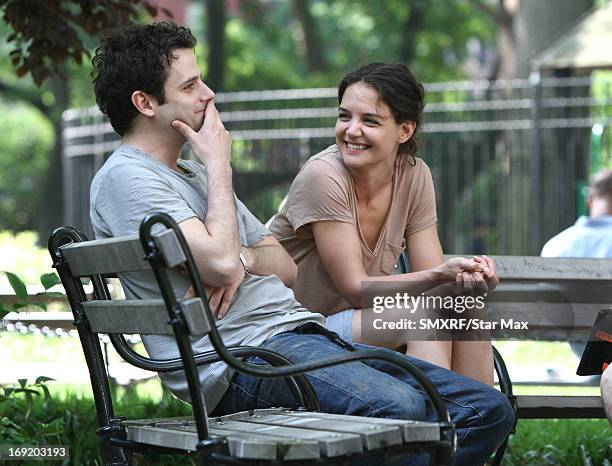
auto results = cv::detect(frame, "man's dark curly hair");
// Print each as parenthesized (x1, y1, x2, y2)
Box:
(92, 22, 197, 136)
(338, 63, 425, 164)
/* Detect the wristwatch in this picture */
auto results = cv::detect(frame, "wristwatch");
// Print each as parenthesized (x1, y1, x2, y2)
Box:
(239, 252, 249, 273)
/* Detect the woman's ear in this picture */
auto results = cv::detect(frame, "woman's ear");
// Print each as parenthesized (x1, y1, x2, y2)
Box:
(131, 90, 156, 117)
(398, 121, 417, 143)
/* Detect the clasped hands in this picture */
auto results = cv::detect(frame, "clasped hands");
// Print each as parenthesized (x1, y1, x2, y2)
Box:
(441, 255, 499, 296)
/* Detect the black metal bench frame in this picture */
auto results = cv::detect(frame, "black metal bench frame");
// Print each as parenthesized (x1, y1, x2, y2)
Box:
(48, 212, 457, 466)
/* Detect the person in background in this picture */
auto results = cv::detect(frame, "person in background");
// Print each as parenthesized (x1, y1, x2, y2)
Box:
(541, 169, 612, 258)
(541, 169, 612, 419)
(270, 63, 499, 385)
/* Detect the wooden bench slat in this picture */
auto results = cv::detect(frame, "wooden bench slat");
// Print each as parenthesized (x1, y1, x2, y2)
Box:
(284, 410, 441, 443)
(445, 255, 612, 281)
(516, 396, 605, 419)
(210, 419, 363, 458)
(491, 283, 612, 303)
(233, 412, 402, 450)
(61, 235, 146, 276)
(82, 298, 210, 336)
(60, 229, 184, 276)
(124, 418, 321, 460)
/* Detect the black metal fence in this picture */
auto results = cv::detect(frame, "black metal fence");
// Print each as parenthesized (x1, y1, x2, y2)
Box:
(62, 74, 612, 254)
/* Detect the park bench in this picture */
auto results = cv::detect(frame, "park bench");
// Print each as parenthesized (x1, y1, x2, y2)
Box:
(395, 254, 611, 466)
(399, 253, 609, 422)
(476, 255, 610, 420)
(48, 212, 456, 466)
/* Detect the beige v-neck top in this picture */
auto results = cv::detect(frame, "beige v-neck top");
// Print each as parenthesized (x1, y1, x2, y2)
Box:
(269, 144, 437, 315)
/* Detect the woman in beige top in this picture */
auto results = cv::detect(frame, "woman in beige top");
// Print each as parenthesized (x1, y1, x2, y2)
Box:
(270, 63, 498, 384)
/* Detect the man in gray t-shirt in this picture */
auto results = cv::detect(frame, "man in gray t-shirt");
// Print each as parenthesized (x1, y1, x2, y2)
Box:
(91, 144, 324, 410)
(90, 22, 514, 466)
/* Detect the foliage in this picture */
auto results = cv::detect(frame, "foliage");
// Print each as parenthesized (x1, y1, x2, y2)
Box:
(0, 377, 63, 445)
(0, 382, 610, 465)
(0, 382, 193, 465)
(0, 97, 53, 231)
(504, 419, 612, 466)
(214, 0, 497, 91)
(0, 270, 61, 320)
(0, 0, 165, 85)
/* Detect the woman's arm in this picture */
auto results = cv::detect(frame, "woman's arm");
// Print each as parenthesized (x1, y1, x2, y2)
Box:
(312, 221, 480, 308)
(405, 224, 445, 271)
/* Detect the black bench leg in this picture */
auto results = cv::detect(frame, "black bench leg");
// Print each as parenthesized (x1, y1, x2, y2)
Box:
(490, 345, 517, 466)
(97, 417, 131, 466)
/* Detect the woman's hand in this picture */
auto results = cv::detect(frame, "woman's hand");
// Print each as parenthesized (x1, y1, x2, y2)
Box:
(473, 255, 499, 291)
(434, 257, 483, 281)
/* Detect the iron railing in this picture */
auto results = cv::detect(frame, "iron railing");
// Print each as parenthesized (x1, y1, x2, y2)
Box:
(62, 74, 612, 254)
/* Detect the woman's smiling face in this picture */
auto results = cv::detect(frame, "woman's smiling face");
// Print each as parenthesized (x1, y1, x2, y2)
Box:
(335, 82, 414, 170)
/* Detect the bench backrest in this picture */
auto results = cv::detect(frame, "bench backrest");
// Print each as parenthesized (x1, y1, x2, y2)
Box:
(446, 255, 612, 340)
(48, 218, 215, 461)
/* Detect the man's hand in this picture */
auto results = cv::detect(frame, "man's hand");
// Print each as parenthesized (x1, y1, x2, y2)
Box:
(183, 267, 246, 319)
(172, 100, 232, 170)
(205, 267, 245, 319)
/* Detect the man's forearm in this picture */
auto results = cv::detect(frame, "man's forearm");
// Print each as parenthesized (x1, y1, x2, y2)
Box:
(241, 244, 297, 287)
(184, 164, 241, 286)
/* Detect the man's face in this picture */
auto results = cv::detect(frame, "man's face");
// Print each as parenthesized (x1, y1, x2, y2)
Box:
(154, 48, 214, 132)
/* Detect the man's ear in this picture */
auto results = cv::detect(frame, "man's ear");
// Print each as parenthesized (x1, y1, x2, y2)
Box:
(586, 195, 593, 213)
(131, 90, 156, 117)
(398, 121, 416, 144)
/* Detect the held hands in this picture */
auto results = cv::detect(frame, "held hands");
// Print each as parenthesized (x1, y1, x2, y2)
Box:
(438, 255, 499, 295)
(171, 101, 232, 170)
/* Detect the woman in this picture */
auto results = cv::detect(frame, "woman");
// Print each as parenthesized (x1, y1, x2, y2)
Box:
(269, 63, 498, 384)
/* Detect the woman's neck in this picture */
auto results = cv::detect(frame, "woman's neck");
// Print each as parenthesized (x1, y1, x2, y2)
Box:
(350, 162, 395, 204)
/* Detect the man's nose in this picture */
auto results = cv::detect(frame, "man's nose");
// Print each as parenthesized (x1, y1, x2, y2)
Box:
(200, 82, 215, 100)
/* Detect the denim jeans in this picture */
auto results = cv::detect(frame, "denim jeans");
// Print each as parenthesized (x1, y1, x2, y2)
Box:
(212, 326, 514, 466)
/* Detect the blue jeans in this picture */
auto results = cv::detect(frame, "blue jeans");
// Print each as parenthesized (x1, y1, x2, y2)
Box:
(212, 326, 514, 466)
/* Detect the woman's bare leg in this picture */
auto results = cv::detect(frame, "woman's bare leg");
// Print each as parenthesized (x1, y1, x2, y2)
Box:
(351, 307, 453, 369)
(451, 340, 494, 385)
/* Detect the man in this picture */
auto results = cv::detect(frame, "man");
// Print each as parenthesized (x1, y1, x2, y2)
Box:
(541, 169, 612, 258)
(90, 22, 514, 465)
(541, 169, 612, 418)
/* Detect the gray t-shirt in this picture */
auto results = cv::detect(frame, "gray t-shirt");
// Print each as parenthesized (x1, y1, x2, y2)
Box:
(90, 144, 324, 411)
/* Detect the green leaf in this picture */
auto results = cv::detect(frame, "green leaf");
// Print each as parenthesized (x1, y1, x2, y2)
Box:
(40, 384, 51, 401)
(40, 272, 60, 290)
(5, 272, 28, 299)
(13, 388, 40, 396)
(17, 378, 28, 389)
(44, 291, 65, 298)
(0, 307, 10, 319)
(35, 376, 54, 384)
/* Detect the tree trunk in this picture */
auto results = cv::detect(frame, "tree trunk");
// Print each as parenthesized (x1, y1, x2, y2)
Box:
(206, 0, 226, 91)
(399, 0, 427, 66)
(291, 0, 327, 73)
(34, 74, 68, 241)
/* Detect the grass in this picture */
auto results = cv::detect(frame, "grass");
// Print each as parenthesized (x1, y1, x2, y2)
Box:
(1, 381, 610, 465)
(504, 419, 611, 466)
(0, 228, 609, 466)
(1, 381, 195, 465)
(2, 335, 612, 465)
